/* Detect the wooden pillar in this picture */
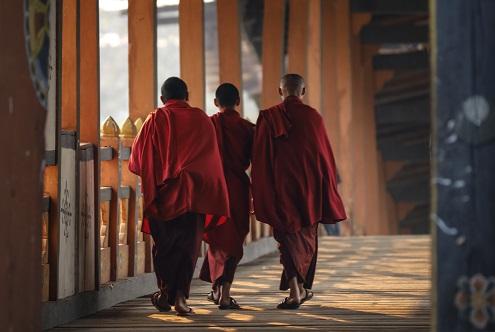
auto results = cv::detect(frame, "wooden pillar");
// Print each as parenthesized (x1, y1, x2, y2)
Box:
(128, 0, 156, 119)
(306, 0, 322, 110)
(334, 0, 355, 234)
(321, 0, 340, 161)
(261, 0, 286, 109)
(0, 0, 45, 329)
(61, 0, 79, 131)
(79, 0, 100, 288)
(217, 0, 242, 92)
(287, 0, 309, 78)
(179, 0, 205, 110)
(432, 1, 495, 331)
(58, 0, 80, 298)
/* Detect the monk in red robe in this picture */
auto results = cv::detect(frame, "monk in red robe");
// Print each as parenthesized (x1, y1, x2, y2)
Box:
(129, 77, 230, 316)
(200, 83, 254, 310)
(252, 73, 347, 309)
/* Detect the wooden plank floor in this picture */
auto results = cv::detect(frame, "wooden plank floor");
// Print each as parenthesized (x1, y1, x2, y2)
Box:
(52, 235, 431, 331)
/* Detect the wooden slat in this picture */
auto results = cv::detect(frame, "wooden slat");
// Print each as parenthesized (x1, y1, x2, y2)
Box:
(287, 0, 309, 77)
(360, 25, 429, 44)
(100, 136, 120, 282)
(120, 133, 140, 276)
(351, 0, 428, 14)
(179, 0, 205, 109)
(321, 0, 341, 162)
(306, 0, 322, 110)
(61, 0, 79, 130)
(261, 0, 286, 109)
(58, 131, 78, 298)
(216, 0, 242, 93)
(79, 0, 100, 290)
(60, 236, 431, 331)
(128, 0, 156, 120)
(334, 0, 355, 234)
(373, 50, 429, 70)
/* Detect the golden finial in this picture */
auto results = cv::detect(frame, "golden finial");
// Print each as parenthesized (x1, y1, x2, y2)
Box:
(101, 116, 120, 137)
(134, 117, 144, 133)
(120, 117, 137, 138)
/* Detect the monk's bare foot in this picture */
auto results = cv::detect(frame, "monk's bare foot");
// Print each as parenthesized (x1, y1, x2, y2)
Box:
(175, 296, 194, 316)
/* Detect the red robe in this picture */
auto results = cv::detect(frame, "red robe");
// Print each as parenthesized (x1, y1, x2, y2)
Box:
(201, 109, 254, 284)
(129, 99, 230, 234)
(251, 96, 346, 234)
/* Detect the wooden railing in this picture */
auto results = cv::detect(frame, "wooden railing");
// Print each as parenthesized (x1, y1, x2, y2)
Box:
(41, 116, 273, 303)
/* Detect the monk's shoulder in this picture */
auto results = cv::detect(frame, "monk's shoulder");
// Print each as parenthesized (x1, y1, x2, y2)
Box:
(301, 104, 323, 123)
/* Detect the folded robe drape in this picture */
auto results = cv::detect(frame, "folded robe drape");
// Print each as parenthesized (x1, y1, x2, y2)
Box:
(251, 96, 347, 234)
(201, 109, 255, 284)
(128, 99, 230, 234)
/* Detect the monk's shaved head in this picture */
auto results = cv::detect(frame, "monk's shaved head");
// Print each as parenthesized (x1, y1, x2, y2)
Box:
(161, 76, 188, 102)
(279, 73, 305, 98)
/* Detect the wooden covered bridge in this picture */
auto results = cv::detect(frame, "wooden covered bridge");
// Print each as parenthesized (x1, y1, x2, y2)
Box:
(1, 0, 494, 331)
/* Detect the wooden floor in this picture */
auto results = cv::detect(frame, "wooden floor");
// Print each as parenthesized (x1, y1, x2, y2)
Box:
(52, 235, 431, 331)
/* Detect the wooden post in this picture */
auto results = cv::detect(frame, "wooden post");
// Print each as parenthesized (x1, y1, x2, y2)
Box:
(179, 0, 205, 110)
(0, 0, 45, 328)
(100, 117, 120, 282)
(287, 0, 309, 78)
(128, 0, 156, 119)
(79, 0, 100, 289)
(120, 118, 139, 277)
(79, 143, 96, 291)
(432, 1, 495, 331)
(334, 0, 356, 234)
(216, 0, 242, 114)
(321, 0, 341, 163)
(261, 0, 286, 109)
(306, 0, 322, 110)
(58, 0, 80, 298)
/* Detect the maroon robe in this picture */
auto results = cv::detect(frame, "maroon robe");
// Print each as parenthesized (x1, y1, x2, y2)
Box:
(129, 99, 230, 304)
(251, 96, 346, 289)
(200, 109, 255, 285)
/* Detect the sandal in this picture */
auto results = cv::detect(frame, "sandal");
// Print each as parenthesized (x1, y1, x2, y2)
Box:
(219, 297, 241, 310)
(207, 290, 219, 305)
(300, 289, 314, 304)
(176, 306, 195, 316)
(151, 292, 171, 312)
(276, 297, 300, 310)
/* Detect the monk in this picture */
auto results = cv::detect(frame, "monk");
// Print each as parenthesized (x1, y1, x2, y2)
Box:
(200, 83, 254, 310)
(129, 77, 230, 316)
(251, 73, 347, 309)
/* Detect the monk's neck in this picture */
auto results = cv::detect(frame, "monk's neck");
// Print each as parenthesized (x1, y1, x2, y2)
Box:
(284, 95, 303, 102)
(219, 108, 238, 114)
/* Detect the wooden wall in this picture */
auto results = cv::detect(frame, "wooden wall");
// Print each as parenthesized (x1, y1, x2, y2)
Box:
(0, 0, 45, 330)
(432, 0, 495, 331)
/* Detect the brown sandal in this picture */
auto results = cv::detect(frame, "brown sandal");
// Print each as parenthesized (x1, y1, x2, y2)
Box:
(151, 292, 171, 312)
(219, 297, 241, 310)
(176, 306, 195, 316)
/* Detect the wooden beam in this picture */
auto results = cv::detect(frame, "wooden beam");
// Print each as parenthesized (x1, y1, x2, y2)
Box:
(376, 97, 430, 125)
(306, 0, 322, 110)
(79, 0, 100, 289)
(61, 0, 79, 131)
(179, 0, 205, 109)
(361, 25, 429, 44)
(351, 0, 428, 14)
(261, 0, 286, 109)
(287, 0, 309, 77)
(373, 50, 429, 70)
(334, 0, 356, 232)
(128, 0, 156, 119)
(217, 0, 242, 88)
(216, 0, 242, 114)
